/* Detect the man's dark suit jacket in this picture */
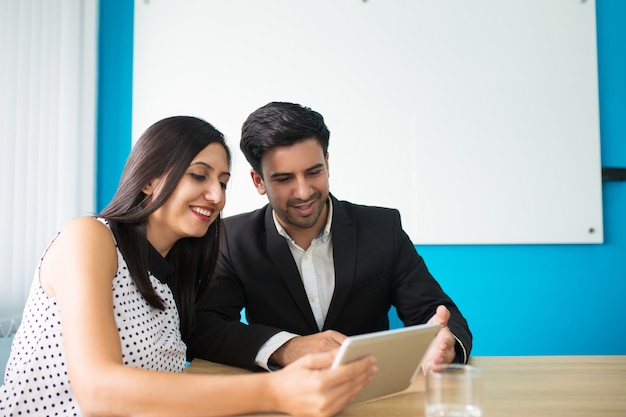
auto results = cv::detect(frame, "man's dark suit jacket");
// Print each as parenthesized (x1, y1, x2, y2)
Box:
(186, 195, 472, 370)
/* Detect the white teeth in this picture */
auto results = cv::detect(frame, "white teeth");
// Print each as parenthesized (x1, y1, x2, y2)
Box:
(191, 207, 212, 217)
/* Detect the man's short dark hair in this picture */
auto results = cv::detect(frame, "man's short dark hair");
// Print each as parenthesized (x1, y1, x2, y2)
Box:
(240, 101, 330, 176)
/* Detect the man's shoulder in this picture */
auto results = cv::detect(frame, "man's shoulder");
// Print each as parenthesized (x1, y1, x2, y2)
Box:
(222, 206, 267, 229)
(333, 197, 400, 218)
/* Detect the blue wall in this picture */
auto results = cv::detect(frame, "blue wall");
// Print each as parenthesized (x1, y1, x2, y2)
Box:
(98, 1, 626, 356)
(97, 0, 134, 211)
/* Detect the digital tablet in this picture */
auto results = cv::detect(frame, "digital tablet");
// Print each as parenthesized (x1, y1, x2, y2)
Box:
(331, 322, 440, 404)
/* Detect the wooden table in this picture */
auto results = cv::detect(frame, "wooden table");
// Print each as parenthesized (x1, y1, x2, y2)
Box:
(186, 356, 626, 416)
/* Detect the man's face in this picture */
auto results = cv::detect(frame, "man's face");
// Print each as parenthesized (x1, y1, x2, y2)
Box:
(251, 137, 330, 236)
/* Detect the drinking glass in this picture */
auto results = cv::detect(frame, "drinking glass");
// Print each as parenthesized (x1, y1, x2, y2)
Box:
(425, 363, 483, 417)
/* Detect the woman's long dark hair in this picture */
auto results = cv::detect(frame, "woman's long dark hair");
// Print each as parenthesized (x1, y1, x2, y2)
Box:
(99, 116, 231, 340)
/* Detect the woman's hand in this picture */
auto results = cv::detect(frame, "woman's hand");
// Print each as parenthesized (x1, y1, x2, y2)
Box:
(268, 350, 377, 417)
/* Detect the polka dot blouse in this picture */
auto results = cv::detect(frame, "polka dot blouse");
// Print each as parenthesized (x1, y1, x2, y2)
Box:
(0, 219, 187, 416)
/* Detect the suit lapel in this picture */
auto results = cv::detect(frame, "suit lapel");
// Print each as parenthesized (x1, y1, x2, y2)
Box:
(323, 197, 357, 330)
(264, 207, 319, 331)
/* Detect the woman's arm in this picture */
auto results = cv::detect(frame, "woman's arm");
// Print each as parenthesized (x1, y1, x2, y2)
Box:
(41, 217, 375, 417)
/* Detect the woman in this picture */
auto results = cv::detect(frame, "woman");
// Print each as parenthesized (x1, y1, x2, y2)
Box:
(0, 116, 376, 417)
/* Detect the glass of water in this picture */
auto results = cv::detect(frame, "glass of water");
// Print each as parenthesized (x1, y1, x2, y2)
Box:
(425, 363, 483, 417)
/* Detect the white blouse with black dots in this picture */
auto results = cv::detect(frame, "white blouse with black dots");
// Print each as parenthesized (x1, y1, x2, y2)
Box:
(0, 219, 186, 416)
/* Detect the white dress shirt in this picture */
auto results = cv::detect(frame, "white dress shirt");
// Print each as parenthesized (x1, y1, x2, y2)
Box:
(255, 201, 335, 369)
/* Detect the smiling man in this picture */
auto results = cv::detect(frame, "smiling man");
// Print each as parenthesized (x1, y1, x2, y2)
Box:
(186, 102, 472, 372)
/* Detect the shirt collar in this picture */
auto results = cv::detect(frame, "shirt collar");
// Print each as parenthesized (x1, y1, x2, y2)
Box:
(273, 198, 333, 245)
(147, 242, 174, 284)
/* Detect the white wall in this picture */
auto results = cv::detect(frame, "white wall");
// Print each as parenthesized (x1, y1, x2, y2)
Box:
(132, 0, 602, 244)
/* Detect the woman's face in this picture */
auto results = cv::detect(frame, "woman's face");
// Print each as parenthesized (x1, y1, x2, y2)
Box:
(146, 142, 230, 255)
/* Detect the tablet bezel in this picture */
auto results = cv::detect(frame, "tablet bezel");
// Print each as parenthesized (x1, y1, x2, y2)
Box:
(331, 322, 440, 404)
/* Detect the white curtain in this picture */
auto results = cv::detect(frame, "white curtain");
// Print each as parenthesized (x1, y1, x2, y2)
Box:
(0, 0, 97, 338)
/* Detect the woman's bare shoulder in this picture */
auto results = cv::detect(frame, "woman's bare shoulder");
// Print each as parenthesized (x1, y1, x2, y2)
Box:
(40, 217, 118, 294)
(55, 215, 110, 241)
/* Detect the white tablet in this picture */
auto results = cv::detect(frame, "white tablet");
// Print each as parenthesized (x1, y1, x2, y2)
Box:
(331, 322, 440, 404)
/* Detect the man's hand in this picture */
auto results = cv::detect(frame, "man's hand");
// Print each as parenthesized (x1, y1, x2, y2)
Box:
(269, 330, 347, 367)
(420, 305, 457, 373)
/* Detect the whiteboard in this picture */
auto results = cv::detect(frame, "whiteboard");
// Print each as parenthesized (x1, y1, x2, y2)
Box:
(132, 0, 603, 244)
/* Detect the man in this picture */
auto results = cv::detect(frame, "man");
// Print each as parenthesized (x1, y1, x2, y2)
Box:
(187, 101, 472, 371)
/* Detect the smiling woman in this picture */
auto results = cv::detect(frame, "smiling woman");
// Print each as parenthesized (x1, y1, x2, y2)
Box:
(145, 142, 231, 255)
(0, 116, 377, 417)
(1, 116, 230, 414)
